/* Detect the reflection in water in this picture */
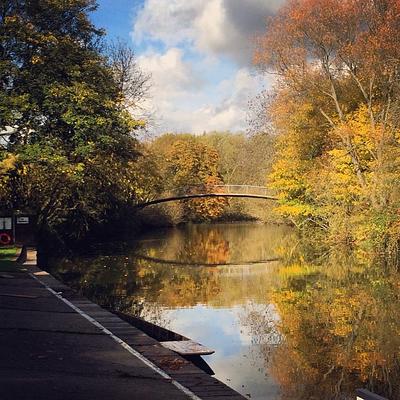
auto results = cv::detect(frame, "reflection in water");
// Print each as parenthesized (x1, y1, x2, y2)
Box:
(270, 261, 400, 400)
(53, 223, 400, 400)
(135, 224, 287, 266)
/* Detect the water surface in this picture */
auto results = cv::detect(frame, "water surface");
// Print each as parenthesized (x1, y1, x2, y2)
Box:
(54, 223, 400, 400)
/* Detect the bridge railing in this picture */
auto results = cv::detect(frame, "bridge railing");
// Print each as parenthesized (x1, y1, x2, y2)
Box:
(211, 185, 273, 196)
(156, 184, 275, 198)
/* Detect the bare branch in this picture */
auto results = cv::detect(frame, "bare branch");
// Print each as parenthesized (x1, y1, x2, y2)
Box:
(319, 108, 336, 128)
(106, 39, 151, 111)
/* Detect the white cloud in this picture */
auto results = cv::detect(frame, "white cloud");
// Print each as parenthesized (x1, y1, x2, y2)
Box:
(132, 0, 284, 133)
(133, 0, 203, 46)
(133, 0, 285, 66)
(194, 0, 230, 57)
(188, 68, 263, 132)
(138, 48, 202, 93)
(138, 50, 262, 133)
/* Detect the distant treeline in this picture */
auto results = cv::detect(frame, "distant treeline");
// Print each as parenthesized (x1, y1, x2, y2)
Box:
(136, 131, 276, 225)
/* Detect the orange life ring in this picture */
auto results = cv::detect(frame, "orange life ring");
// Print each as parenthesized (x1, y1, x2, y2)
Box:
(0, 233, 11, 245)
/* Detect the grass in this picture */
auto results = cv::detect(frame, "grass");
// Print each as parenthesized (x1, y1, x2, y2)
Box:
(0, 247, 26, 272)
(0, 247, 17, 258)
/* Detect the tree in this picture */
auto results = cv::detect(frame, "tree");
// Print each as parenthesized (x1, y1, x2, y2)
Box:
(165, 139, 227, 221)
(0, 0, 147, 241)
(199, 131, 275, 185)
(255, 0, 400, 247)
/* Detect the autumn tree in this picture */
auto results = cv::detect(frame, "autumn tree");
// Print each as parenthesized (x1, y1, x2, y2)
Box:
(256, 0, 400, 248)
(146, 132, 278, 223)
(164, 139, 227, 221)
(199, 131, 275, 185)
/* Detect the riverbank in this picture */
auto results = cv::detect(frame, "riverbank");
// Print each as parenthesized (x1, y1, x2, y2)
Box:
(0, 248, 245, 400)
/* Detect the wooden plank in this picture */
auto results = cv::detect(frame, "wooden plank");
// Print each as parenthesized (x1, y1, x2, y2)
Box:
(160, 340, 214, 356)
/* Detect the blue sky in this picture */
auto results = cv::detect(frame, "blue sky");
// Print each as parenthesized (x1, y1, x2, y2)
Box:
(91, 0, 285, 134)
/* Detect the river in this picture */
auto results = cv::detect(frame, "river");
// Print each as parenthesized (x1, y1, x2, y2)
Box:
(53, 223, 400, 400)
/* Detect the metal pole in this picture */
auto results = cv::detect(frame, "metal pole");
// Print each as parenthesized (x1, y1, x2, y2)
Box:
(12, 210, 16, 245)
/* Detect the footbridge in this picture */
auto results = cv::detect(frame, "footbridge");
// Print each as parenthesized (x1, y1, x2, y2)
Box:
(136, 185, 277, 208)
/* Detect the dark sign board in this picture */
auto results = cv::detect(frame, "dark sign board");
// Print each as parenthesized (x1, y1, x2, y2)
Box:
(0, 212, 37, 246)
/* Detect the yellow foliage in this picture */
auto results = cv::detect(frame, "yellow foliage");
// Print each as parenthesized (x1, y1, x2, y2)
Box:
(0, 154, 17, 173)
(31, 55, 42, 64)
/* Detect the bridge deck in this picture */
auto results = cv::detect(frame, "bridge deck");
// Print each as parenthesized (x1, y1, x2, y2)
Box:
(136, 192, 277, 208)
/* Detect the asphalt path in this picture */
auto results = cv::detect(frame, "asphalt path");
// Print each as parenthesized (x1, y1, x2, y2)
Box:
(0, 269, 191, 400)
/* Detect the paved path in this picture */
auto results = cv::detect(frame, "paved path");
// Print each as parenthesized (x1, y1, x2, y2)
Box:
(0, 254, 244, 400)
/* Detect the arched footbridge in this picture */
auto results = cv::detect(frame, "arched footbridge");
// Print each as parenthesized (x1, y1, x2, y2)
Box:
(136, 185, 278, 208)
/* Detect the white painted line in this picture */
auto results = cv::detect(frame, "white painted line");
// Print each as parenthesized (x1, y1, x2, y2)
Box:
(29, 272, 202, 400)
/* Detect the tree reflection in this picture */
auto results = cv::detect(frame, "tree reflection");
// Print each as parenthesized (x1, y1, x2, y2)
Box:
(241, 254, 400, 400)
(138, 223, 295, 265)
(52, 223, 295, 312)
(176, 226, 230, 265)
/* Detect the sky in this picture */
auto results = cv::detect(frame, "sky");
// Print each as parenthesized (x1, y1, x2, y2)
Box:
(91, 0, 285, 134)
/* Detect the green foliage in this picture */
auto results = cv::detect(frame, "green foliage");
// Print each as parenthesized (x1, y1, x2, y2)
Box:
(0, 0, 146, 242)
(199, 131, 274, 185)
